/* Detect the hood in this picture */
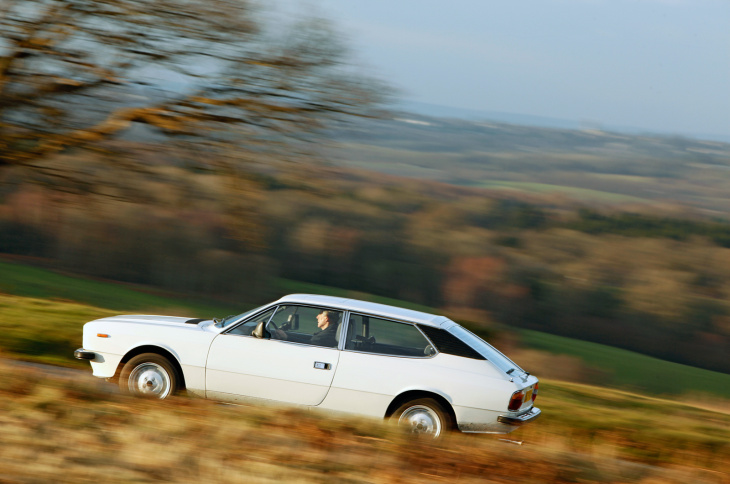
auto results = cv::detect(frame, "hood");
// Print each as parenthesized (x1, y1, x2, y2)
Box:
(94, 314, 211, 327)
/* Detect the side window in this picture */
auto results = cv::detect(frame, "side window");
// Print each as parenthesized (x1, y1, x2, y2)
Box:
(227, 307, 277, 336)
(266, 305, 343, 348)
(345, 314, 433, 357)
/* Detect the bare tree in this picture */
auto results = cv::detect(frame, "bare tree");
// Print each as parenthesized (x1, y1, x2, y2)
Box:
(0, 0, 388, 182)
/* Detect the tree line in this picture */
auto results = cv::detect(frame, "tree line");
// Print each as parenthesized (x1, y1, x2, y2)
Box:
(2, 166, 729, 374)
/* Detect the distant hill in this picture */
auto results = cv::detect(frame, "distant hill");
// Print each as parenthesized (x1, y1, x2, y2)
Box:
(396, 100, 583, 131)
(328, 114, 730, 213)
(396, 100, 730, 144)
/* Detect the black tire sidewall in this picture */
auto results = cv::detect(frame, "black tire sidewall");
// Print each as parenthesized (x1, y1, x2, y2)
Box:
(119, 352, 179, 398)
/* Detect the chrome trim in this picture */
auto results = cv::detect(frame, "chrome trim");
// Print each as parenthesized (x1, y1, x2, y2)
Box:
(337, 310, 351, 351)
(341, 348, 437, 359)
(74, 348, 96, 360)
(498, 407, 541, 426)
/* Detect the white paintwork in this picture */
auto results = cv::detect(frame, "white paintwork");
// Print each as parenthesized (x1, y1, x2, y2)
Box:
(78, 294, 540, 434)
(206, 335, 340, 405)
(81, 315, 221, 393)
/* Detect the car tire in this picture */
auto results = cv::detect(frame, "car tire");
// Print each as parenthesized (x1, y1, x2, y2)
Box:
(392, 398, 453, 438)
(119, 353, 179, 399)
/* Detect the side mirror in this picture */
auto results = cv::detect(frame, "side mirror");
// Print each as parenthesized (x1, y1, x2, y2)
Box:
(252, 321, 270, 339)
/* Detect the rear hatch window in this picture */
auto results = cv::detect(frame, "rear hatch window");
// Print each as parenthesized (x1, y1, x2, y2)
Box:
(447, 325, 524, 375)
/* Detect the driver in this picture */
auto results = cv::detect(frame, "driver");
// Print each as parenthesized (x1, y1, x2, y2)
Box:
(272, 310, 340, 347)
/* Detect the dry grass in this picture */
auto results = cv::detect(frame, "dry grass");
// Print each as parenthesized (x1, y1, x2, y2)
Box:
(1, 361, 728, 483)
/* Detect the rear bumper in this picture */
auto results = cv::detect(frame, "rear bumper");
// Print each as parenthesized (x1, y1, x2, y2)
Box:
(498, 406, 541, 426)
(74, 348, 96, 360)
(457, 406, 541, 434)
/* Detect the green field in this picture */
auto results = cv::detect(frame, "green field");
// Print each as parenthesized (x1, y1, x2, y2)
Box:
(0, 259, 242, 316)
(521, 329, 730, 399)
(1, 258, 728, 399)
(474, 180, 649, 203)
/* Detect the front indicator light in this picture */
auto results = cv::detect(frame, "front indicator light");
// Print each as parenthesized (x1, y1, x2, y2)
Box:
(97, 333, 110, 338)
(532, 383, 539, 402)
(508, 390, 525, 411)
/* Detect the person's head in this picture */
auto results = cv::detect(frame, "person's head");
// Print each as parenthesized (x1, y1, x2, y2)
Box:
(316, 310, 338, 330)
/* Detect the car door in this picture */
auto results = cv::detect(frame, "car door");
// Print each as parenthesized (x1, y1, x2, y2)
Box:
(205, 305, 343, 406)
(320, 313, 438, 417)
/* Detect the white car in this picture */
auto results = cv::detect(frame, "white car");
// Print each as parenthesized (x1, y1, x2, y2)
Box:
(75, 294, 540, 437)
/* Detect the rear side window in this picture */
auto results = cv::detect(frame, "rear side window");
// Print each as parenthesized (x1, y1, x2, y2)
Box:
(345, 314, 432, 357)
(417, 325, 486, 360)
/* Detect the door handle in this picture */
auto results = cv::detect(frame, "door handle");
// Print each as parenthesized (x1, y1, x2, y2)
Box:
(313, 361, 331, 370)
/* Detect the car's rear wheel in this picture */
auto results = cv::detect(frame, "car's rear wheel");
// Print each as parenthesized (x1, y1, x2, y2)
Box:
(392, 398, 453, 438)
(119, 353, 178, 399)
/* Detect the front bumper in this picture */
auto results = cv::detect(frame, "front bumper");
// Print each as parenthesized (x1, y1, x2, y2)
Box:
(498, 406, 541, 426)
(74, 348, 96, 360)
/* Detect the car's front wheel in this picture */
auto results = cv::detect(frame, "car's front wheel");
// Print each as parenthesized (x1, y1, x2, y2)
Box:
(392, 398, 453, 438)
(119, 353, 179, 399)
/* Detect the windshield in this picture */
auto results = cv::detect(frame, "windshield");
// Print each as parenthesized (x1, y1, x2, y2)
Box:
(449, 325, 524, 374)
(218, 304, 268, 329)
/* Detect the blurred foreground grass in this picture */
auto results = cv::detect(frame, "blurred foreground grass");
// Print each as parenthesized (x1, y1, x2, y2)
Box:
(0, 360, 727, 483)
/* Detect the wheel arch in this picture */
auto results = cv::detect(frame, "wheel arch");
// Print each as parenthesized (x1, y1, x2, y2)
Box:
(384, 390, 457, 424)
(115, 345, 186, 390)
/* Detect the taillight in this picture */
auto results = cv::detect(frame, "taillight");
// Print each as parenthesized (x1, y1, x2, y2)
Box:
(508, 390, 525, 411)
(532, 383, 539, 402)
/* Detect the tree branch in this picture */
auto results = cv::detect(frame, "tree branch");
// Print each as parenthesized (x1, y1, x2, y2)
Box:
(0, 1, 67, 93)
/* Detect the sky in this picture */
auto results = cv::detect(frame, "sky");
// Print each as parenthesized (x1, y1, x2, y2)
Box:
(275, 0, 730, 141)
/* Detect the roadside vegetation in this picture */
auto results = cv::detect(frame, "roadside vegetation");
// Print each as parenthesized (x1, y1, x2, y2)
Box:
(1, 360, 727, 483)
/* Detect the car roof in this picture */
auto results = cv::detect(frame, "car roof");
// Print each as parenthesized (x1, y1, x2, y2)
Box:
(274, 294, 452, 328)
